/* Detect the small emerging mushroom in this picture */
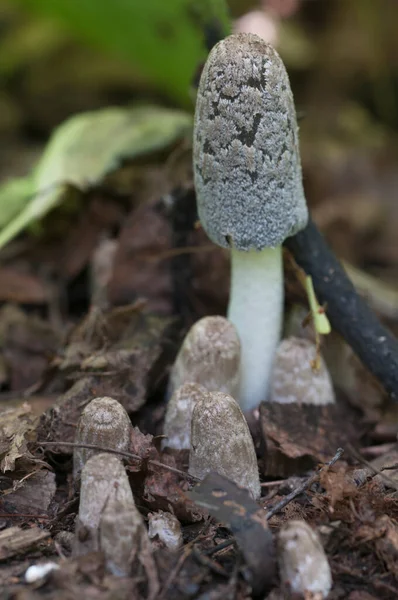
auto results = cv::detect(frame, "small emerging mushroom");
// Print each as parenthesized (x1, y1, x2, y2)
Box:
(162, 382, 209, 451)
(277, 519, 332, 599)
(75, 453, 154, 579)
(148, 510, 183, 551)
(73, 396, 132, 481)
(270, 337, 335, 405)
(189, 391, 261, 500)
(168, 315, 241, 399)
(194, 33, 308, 411)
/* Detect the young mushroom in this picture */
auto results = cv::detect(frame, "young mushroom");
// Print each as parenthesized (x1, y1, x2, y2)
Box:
(167, 315, 241, 399)
(277, 519, 332, 599)
(270, 337, 335, 405)
(193, 33, 308, 412)
(189, 391, 261, 500)
(147, 510, 183, 551)
(73, 396, 132, 481)
(75, 453, 155, 581)
(162, 382, 209, 451)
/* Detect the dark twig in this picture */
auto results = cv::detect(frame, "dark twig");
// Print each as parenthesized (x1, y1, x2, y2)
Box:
(0, 513, 51, 519)
(204, 539, 236, 556)
(347, 443, 398, 491)
(192, 546, 229, 577)
(265, 447, 344, 520)
(285, 218, 398, 401)
(37, 441, 199, 482)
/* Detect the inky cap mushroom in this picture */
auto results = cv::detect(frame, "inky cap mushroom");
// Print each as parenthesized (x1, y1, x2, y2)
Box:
(162, 382, 209, 451)
(189, 391, 261, 500)
(73, 396, 132, 481)
(277, 519, 332, 598)
(148, 510, 183, 551)
(75, 453, 153, 578)
(270, 337, 335, 405)
(168, 315, 241, 399)
(193, 33, 308, 411)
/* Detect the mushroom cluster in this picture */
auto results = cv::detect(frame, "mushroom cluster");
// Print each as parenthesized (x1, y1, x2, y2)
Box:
(193, 33, 308, 411)
(163, 32, 337, 506)
(163, 315, 261, 499)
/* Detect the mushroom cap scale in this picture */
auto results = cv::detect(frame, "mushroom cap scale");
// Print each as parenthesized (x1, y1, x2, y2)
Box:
(194, 33, 308, 251)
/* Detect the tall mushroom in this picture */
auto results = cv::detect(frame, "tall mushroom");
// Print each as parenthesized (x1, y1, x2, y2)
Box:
(193, 33, 308, 411)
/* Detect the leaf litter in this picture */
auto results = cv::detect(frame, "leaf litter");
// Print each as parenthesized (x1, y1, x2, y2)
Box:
(0, 164, 396, 597)
(0, 8, 398, 597)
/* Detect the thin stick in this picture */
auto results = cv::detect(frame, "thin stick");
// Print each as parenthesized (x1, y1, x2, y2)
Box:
(37, 441, 199, 482)
(265, 447, 344, 520)
(204, 539, 235, 556)
(347, 443, 398, 491)
(0, 513, 51, 519)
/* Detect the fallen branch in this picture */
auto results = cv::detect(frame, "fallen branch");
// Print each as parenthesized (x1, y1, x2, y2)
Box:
(285, 218, 398, 401)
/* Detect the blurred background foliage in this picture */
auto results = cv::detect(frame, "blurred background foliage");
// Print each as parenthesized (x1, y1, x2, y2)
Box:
(0, 0, 397, 283)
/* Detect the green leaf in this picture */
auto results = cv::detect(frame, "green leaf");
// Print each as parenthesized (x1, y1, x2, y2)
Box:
(0, 105, 192, 251)
(16, 0, 230, 103)
(0, 177, 34, 229)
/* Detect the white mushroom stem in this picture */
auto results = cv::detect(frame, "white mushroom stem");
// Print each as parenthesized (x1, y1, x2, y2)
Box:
(228, 246, 283, 411)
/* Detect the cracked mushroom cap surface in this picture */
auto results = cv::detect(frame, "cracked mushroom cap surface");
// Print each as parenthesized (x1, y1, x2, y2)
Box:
(270, 337, 335, 405)
(189, 391, 261, 500)
(168, 316, 241, 399)
(194, 33, 308, 251)
(73, 396, 132, 480)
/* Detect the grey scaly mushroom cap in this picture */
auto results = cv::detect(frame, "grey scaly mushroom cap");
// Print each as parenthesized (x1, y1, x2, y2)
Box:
(189, 391, 261, 500)
(270, 337, 335, 405)
(73, 396, 132, 481)
(168, 316, 241, 399)
(194, 33, 308, 250)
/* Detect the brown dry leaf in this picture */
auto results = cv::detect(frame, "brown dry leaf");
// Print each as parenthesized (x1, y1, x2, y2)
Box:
(56, 197, 123, 281)
(143, 455, 202, 523)
(128, 426, 158, 472)
(0, 526, 50, 561)
(189, 472, 276, 596)
(319, 465, 358, 509)
(108, 195, 174, 315)
(39, 308, 174, 450)
(0, 267, 48, 304)
(0, 304, 60, 391)
(374, 516, 398, 575)
(0, 402, 38, 472)
(109, 187, 230, 321)
(347, 593, 381, 600)
(0, 469, 56, 516)
(260, 401, 358, 477)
